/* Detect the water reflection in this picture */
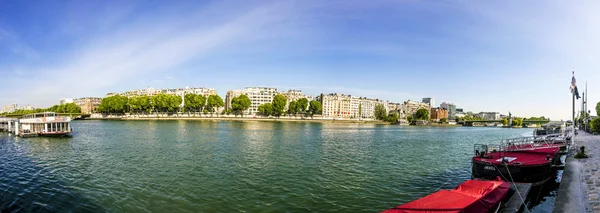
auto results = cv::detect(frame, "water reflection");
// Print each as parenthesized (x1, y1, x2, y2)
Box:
(1, 121, 540, 213)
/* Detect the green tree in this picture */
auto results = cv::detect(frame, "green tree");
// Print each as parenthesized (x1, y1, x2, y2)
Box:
(231, 94, 251, 117)
(501, 118, 508, 126)
(374, 104, 387, 120)
(206, 94, 224, 116)
(288, 101, 298, 117)
(272, 94, 287, 117)
(151, 94, 181, 113)
(308, 100, 322, 117)
(415, 108, 429, 120)
(98, 95, 129, 114)
(512, 117, 523, 127)
(407, 115, 414, 123)
(596, 101, 600, 118)
(358, 103, 362, 119)
(440, 118, 448, 123)
(387, 112, 399, 123)
(257, 103, 273, 116)
(184, 93, 199, 114)
(297, 98, 309, 113)
(591, 117, 600, 133)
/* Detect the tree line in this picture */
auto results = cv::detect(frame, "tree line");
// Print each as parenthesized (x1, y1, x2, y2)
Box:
(97, 94, 225, 115)
(0, 103, 81, 115)
(96, 93, 324, 117)
(256, 95, 322, 117)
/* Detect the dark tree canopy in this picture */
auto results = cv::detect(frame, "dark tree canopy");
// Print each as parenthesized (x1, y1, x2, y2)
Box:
(374, 104, 387, 120)
(415, 108, 429, 120)
(272, 94, 287, 117)
(257, 103, 273, 116)
(206, 94, 224, 115)
(296, 98, 309, 113)
(231, 94, 251, 117)
(308, 100, 322, 117)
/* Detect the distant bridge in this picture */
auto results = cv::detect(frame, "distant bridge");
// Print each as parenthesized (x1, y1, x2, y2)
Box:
(462, 120, 550, 126)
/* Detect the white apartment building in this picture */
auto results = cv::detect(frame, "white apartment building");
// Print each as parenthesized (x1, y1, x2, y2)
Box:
(106, 87, 216, 98)
(320, 93, 352, 118)
(60, 98, 74, 105)
(244, 87, 278, 115)
(21, 105, 34, 110)
(225, 87, 278, 115)
(475, 112, 501, 120)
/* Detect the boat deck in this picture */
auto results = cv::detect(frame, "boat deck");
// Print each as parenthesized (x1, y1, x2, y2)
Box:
(500, 182, 532, 213)
(473, 151, 555, 166)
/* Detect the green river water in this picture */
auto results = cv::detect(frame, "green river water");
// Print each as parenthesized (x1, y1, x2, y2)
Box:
(1, 120, 558, 212)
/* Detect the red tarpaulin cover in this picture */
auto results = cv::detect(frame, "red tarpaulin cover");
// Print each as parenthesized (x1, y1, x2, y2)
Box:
(382, 180, 510, 213)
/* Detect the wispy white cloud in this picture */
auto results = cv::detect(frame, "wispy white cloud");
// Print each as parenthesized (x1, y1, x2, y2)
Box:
(0, 29, 37, 58)
(0, 1, 303, 107)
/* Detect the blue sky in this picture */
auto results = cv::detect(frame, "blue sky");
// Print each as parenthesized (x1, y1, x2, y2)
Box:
(1, 0, 599, 120)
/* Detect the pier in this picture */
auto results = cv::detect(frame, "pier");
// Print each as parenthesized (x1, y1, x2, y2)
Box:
(554, 131, 600, 212)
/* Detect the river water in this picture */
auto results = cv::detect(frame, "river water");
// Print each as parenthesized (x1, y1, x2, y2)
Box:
(0, 120, 557, 212)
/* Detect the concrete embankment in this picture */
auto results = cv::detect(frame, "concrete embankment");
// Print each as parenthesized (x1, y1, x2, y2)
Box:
(554, 132, 600, 213)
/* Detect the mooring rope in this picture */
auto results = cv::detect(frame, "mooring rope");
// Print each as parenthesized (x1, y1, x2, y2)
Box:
(503, 163, 531, 213)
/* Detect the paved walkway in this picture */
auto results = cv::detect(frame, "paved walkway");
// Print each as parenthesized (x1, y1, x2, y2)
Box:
(555, 132, 600, 213)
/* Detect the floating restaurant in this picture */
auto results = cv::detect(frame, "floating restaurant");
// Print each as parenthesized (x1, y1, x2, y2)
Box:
(0, 112, 74, 137)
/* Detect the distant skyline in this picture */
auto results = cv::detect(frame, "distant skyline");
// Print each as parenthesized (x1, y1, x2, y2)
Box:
(1, 0, 600, 119)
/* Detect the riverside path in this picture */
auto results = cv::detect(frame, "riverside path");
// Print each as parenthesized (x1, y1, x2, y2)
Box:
(555, 131, 600, 213)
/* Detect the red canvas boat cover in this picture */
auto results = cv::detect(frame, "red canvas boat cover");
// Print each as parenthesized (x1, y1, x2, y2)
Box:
(382, 180, 510, 213)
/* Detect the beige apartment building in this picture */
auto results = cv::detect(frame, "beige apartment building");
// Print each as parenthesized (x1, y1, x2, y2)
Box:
(319, 93, 352, 118)
(319, 94, 388, 119)
(402, 100, 431, 117)
(225, 90, 244, 111)
(74, 97, 102, 114)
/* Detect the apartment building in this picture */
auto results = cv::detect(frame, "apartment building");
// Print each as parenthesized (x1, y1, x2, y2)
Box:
(60, 98, 74, 105)
(475, 112, 501, 120)
(440, 102, 457, 120)
(106, 87, 216, 98)
(225, 87, 278, 115)
(21, 105, 34, 110)
(430, 107, 449, 121)
(1, 104, 17, 113)
(74, 97, 102, 114)
(319, 93, 388, 119)
(422, 97, 435, 108)
(225, 90, 244, 110)
(244, 87, 278, 115)
(319, 93, 352, 118)
(388, 102, 406, 118)
(403, 100, 430, 117)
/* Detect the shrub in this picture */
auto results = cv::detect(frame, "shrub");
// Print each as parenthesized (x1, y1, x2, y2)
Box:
(592, 117, 600, 133)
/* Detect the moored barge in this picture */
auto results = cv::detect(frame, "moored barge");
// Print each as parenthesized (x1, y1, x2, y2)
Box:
(16, 112, 74, 137)
(381, 179, 531, 213)
(472, 137, 560, 186)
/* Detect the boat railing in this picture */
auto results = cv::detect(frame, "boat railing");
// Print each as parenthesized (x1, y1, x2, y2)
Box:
(500, 137, 538, 151)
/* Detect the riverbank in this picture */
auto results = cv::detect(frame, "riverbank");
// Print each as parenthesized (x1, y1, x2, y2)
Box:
(86, 115, 393, 124)
(554, 131, 600, 212)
